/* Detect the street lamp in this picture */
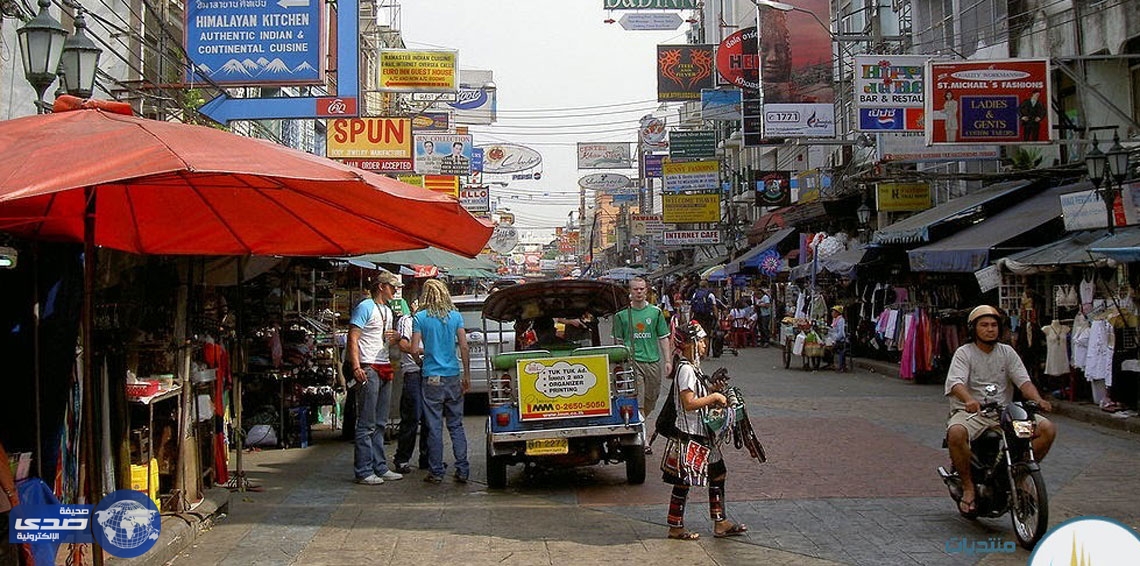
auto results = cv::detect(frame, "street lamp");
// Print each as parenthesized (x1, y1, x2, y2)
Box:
(59, 9, 102, 99)
(856, 201, 872, 226)
(17, 0, 68, 112)
(1085, 132, 1132, 233)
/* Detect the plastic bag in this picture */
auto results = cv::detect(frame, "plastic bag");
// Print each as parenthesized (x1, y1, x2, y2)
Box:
(792, 333, 806, 356)
(245, 424, 278, 447)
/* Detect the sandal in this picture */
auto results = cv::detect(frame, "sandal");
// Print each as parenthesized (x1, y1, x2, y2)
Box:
(714, 523, 748, 538)
(957, 496, 977, 515)
(668, 530, 700, 541)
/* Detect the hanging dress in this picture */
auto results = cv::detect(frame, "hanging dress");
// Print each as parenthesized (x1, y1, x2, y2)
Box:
(1042, 323, 1071, 376)
(1084, 319, 1115, 385)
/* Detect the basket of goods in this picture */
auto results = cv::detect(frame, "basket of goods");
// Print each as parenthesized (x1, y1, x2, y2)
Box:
(802, 331, 824, 357)
(126, 380, 160, 398)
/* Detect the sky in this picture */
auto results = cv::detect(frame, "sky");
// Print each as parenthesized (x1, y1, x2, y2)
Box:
(398, 1, 694, 239)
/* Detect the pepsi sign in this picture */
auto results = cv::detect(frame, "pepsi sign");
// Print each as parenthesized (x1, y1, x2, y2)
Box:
(860, 108, 905, 131)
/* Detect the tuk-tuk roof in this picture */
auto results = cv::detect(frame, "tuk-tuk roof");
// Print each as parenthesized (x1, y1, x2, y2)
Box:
(481, 279, 630, 322)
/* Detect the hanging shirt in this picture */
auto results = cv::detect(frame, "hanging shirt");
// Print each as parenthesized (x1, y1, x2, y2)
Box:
(1042, 323, 1071, 376)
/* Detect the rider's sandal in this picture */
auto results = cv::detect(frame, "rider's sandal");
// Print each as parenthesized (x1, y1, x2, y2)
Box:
(957, 497, 977, 514)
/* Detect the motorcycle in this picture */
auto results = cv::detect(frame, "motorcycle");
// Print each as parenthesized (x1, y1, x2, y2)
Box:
(937, 384, 1049, 549)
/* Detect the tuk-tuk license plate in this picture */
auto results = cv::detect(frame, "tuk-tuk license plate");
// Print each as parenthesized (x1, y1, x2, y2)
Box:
(525, 438, 568, 456)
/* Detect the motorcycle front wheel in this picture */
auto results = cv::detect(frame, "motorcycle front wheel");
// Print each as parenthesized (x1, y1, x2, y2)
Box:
(1010, 464, 1049, 549)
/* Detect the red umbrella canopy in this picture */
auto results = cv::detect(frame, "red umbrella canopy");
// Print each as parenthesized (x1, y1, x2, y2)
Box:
(0, 105, 491, 257)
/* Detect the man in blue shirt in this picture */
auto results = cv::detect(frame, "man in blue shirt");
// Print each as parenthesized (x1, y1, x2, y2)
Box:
(347, 272, 405, 485)
(412, 279, 471, 483)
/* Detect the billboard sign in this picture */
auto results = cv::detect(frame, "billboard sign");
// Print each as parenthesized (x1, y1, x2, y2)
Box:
(415, 134, 473, 175)
(754, 171, 791, 207)
(186, 0, 323, 85)
(643, 153, 665, 178)
(478, 143, 542, 174)
(577, 143, 632, 169)
(927, 59, 1052, 144)
(411, 112, 451, 132)
(669, 130, 717, 159)
(716, 27, 758, 90)
(763, 103, 835, 137)
(878, 132, 1000, 162)
(876, 182, 933, 212)
(578, 173, 632, 191)
(662, 193, 720, 223)
(657, 45, 716, 101)
(663, 160, 719, 193)
(459, 186, 490, 213)
(378, 50, 458, 92)
(326, 118, 412, 171)
(663, 230, 721, 246)
(618, 12, 683, 30)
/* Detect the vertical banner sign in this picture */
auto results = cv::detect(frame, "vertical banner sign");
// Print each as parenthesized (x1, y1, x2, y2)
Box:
(657, 45, 716, 101)
(186, 0, 323, 85)
(754, 171, 791, 207)
(854, 55, 929, 132)
(759, 1, 836, 138)
(926, 59, 1052, 145)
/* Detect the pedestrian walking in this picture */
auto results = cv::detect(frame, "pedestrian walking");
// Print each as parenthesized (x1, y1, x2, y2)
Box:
(613, 276, 672, 453)
(661, 321, 747, 541)
(412, 279, 471, 484)
(347, 272, 405, 485)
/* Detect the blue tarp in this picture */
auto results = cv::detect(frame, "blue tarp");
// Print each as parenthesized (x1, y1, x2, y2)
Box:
(726, 227, 796, 275)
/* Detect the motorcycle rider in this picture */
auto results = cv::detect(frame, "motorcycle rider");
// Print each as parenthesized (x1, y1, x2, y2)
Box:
(945, 305, 1056, 515)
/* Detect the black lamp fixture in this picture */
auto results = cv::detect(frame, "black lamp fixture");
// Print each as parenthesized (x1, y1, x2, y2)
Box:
(60, 9, 102, 99)
(856, 200, 872, 226)
(1085, 131, 1132, 233)
(17, 0, 68, 112)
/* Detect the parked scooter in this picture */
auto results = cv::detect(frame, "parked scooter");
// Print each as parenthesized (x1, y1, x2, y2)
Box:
(937, 384, 1049, 549)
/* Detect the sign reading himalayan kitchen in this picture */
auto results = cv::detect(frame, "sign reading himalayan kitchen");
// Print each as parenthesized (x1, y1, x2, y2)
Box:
(326, 118, 413, 172)
(876, 182, 933, 212)
(186, 0, 323, 85)
(517, 355, 612, 421)
(662, 193, 720, 223)
(662, 160, 719, 193)
(926, 59, 1051, 145)
(378, 50, 458, 92)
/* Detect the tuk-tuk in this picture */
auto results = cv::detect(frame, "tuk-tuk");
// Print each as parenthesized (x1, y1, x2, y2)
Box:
(481, 280, 646, 488)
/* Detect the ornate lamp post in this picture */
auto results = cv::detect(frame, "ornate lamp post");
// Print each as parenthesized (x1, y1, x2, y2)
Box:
(1086, 132, 1132, 234)
(17, 2, 103, 112)
(59, 9, 102, 99)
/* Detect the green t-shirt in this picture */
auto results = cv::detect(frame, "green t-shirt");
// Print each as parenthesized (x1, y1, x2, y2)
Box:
(613, 304, 669, 362)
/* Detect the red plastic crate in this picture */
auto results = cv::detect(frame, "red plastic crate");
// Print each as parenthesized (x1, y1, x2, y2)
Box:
(126, 381, 159, 398)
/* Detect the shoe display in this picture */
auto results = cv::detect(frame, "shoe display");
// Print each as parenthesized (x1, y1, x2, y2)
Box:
(355, 474, 384, 485)
(380, 470, 404, 481)
(424, 475, 443, 484)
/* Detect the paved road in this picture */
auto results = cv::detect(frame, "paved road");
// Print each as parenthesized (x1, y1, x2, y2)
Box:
(166, 345, 1140, 566)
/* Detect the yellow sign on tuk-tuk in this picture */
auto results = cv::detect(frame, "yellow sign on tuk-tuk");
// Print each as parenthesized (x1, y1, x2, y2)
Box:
(517, 354, 612, 421)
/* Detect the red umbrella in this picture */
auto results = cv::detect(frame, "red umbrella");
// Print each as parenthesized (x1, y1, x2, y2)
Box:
(0, 98, 491, 257)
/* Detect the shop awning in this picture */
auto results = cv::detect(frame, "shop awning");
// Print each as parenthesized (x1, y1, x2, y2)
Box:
(998, 230, 1112, 273)
(726, 227, 796, 275)
(1088, 226, 1140, 262)
(907, 184, 1068, 272)
(650, 263, 689, 280)
(873, 180, 1034, 245)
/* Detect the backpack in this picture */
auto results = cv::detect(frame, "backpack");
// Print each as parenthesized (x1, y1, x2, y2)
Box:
(691, 289, 712, 315)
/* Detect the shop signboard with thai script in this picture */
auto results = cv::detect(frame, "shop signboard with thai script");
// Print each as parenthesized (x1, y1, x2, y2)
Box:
(662, 193, 719, 223)
(663, 230, 721, 246)
(663, 160, 718, 193)
(926, 59, 1052, 145)
(379, 50, 458, 92)
(876, 182, 932, 212)
(187, 0, 323, 85)
(854, 55, 928, 132)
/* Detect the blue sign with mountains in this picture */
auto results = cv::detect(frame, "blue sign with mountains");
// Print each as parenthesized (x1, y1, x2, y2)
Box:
(186, 0, 322, 85)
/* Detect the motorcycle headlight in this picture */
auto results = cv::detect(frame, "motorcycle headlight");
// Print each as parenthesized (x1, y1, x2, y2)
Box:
(1012, 420, 1036, 439)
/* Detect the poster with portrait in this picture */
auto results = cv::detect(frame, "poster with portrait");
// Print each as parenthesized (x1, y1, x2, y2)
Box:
(415, 134, 473, 175)
(754, 171, 792, 207)
(758, 1, 835, 138)
(657, 45, 716, 101)
(926, 59, 1052, 145)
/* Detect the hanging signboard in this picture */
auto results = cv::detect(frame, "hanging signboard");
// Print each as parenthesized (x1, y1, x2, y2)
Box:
(639, 116, 668, 151)
(459, 186, 490, 213)
(662, 193, 720, 223)
(877, 133, 1000, 162)
(643, 153, 665, 178)
(1059, 189, 1111, 231)
(662, 160, 719, 193)
(669, 130, 717, 159)
(603, 0, 698, 8)
(876, 182, 933, 212)
(663, 230, 721, 246)
(754, 171, 792, 207)
(926, 58, 1052, 145)
(479, 143, 542, 174)
(414, 134, 473, 175)
(854, 55, 929, 133)
(631, 214, 669, 236)
(657, 45, 716, 102)
(715, 27, 757, 90)
(577, 143, 632, 169)
(186, 0, 323, 85)
(378, 50, 458, 92)
(701, 88, 743, 121)
(578, 173, 632, 191)
(618, 12, 683, 30)
(326, 118, 413, 172)
(974, 265, 1001, 293)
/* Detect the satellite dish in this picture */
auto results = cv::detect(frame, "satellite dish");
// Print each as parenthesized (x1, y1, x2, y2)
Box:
(489, 223, 518, 254)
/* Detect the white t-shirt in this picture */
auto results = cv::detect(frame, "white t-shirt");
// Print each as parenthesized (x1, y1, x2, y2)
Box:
(349, 298, 392, 365)
(674, 362, 710, 437)
(944, 343, 1030, 411)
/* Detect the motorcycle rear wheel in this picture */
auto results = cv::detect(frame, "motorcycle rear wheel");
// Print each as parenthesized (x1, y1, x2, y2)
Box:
(1010, 464, 1048, 550)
